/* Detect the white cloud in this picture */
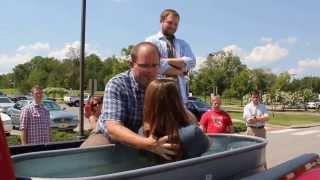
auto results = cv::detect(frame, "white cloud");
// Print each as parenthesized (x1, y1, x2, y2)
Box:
(222, 42, 288, 67)
(223, 44, 245, 57)
(298, 58, 320, 69)
(260, 37, 273, 44)
(48, 41, 100, 60)
(17, 42, 50, 53)
(194, 56, 206, 71)
(0, 41, 102, 74)
(245, 43, 288, 63)
(218, 43, 285, 70)
(0, 53, 33, 74)
(0, 42, 51, 74)
(287, 68, 303, 76)
(288, 57, 320, 77)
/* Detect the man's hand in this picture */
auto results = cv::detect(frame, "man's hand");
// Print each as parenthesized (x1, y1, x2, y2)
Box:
(147, 135, 177, 160)
(248, 116, 258, 124)
(106, 120, 177, 160)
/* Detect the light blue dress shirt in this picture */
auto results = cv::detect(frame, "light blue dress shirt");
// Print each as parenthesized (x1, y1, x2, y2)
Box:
(146, 32, 196, 103)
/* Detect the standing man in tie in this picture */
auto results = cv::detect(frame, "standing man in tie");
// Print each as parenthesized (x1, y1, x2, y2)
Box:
(146, 9, 196, 104)
(243, 90, 269, 138)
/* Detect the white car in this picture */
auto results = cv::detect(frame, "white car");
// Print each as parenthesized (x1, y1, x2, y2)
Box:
(64, 93, 90, 107)
(307, 102, 317, 109)
(0, 95, 15, 113)
(1, 112, 13, 135)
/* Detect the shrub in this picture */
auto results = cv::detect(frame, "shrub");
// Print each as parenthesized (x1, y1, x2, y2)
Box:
(6, 135, 21, 145)
(44, 87, 69, 99)
(233, 121, 247, 133)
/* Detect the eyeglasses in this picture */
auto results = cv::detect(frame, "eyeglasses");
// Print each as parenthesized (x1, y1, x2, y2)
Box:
(134, 62, 159, 69)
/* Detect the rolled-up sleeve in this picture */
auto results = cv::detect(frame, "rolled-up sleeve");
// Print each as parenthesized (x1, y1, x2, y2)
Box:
(159, 58, 171, 74)
(180, 40, 196, 70)
(243, 106, 251, 122)
(261, 105, 268, 116)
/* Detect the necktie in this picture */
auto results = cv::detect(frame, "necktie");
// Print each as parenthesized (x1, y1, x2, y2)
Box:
(166, 35, 176, 58)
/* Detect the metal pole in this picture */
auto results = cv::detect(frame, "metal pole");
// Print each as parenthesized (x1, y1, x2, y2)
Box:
(79, 0, 86, 138)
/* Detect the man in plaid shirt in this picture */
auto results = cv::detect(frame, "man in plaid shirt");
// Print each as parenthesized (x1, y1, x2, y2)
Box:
(20, 85, 50, 144)
(83, 42, 177, 160)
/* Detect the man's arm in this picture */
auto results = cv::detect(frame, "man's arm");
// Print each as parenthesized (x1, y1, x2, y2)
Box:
(226, 113, 234, 133)
(164, 58, 186, 69)
(243, 106, 258, 124)
(20, 129, 27, 145)
(255, 105, 269, 123)
(164, 66, 184, 76)
(19, 108, 28, 144)
(256, 113, 269, 123)
(199, 112, 209, 133)
(247, 116, 258, 124)
(106, 120, 176, 160)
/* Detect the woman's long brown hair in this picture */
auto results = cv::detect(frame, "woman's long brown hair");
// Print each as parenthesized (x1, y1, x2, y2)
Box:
(143, 79, 189, 160)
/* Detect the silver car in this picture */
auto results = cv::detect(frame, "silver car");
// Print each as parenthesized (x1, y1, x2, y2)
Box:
(7, 100, 78, 130)
(0, 95, 15, 113)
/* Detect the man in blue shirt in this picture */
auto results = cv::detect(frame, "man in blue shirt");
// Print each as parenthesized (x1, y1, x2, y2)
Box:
(146, 9, 196, 104)
(82, 42, 176, 160)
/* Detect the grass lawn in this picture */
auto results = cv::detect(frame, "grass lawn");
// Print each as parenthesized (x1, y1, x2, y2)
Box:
(227, 111, 320, 126)
(6, 130, 90, 146)
(0, 88, 18, 95)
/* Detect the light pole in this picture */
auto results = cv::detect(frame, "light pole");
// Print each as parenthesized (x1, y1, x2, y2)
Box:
(79, 0, 86, 138)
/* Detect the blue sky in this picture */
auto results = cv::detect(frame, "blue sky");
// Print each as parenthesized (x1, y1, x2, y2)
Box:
(1, 0, 320, 77)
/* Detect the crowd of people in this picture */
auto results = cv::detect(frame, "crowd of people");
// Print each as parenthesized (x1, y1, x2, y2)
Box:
(15, 9, 269, 162)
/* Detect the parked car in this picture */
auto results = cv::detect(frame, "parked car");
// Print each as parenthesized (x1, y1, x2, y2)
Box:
(8, 95, 29, 103)
(64, 93, 90, 107)
(188, 96, 201, 101)
(0, 95, 15, 113)
(307, 102, 317, 109)
(0, 111, 13, 135)
(186, 99, 211, 120)
(7, 100, 78, 130)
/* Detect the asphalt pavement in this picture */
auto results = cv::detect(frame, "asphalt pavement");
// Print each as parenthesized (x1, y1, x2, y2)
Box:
(266, 125, 320, 168)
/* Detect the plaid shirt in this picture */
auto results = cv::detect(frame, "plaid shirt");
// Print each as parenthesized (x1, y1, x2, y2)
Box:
(97, 70, 145, 134)
(20, 102, 50, 144)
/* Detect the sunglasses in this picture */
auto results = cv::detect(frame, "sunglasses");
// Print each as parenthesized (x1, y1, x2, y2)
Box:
(93, 103, 101, 106)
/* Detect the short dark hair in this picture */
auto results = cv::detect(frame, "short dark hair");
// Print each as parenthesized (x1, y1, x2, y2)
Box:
(130, 42, 160, 63)
(160, 9, 180, 22)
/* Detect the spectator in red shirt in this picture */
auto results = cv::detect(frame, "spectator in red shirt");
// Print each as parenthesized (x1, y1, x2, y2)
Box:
(200, 96, 234, 133)
(84, 96, 103, 131)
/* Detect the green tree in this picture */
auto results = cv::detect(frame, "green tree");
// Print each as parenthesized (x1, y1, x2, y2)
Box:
(230, 70, 254, 105)
(272, 72, 291, 92)
(191, 51, 246, 96)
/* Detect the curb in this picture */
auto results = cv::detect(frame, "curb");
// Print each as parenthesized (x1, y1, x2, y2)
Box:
(289, 123, 320, 129)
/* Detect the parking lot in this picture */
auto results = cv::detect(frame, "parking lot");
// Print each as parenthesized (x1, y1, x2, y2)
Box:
(10, 103, 91, 136)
